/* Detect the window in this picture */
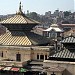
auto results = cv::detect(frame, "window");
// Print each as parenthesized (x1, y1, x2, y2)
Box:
(16, 54, 21, 61)
(1, 51, 3, 57)
(40, 55, 44, 60)
(37, 54, 39, 59)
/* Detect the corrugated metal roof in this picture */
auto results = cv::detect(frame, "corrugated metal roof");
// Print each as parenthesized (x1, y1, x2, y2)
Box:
(0, 14, 39, 24)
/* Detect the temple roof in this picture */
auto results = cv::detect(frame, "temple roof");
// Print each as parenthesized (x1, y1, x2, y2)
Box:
(49, 35, 75, 61)
(0, 2, 48, 46)
(50, 49, 75, 59)
(0, 14, 39, 24)
(61, 36, 75, 43)
(0, 31, 49, 46)
(44, 24, 63, 32)
(0, 2, 39, 25)
(0, 31, 31, 46)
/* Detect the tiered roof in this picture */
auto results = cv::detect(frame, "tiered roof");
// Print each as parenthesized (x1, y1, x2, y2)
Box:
(49, 35, 75, 61)
(0, 2, 49, 46)
(0, 2, 39, 25)
(0, 31, 49, 46)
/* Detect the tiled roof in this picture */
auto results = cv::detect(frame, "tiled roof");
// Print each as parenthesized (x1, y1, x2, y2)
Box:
(50, 49, 75, 59)
(62, 36, 75, 43)
(0, 31, 49, 46)
(0, 14, 39, 24)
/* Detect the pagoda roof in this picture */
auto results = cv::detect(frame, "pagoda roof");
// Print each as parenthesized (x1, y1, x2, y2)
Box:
(50, 49, 75, 59)
(0, 31, 49, 46)
(0, 2, 39, 25)
(0, 14, 39, 24)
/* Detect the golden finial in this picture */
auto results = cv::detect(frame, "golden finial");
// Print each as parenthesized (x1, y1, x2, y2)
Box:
(16, 1, 24, 15)
(19, 1, 22, 12)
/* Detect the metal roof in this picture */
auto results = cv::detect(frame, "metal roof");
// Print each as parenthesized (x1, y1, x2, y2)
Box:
(62, 36, 75, 43)
(0, 31, 49, 46)
(0, 31, 32, 46)
(50, 49, 75, 59)
(0, 14, 39, 24)
(0, 2, 39, 25)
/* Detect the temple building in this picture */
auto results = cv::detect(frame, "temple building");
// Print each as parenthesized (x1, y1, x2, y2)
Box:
(43, 35, 75, 75)
(0, 2, 52, 74)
